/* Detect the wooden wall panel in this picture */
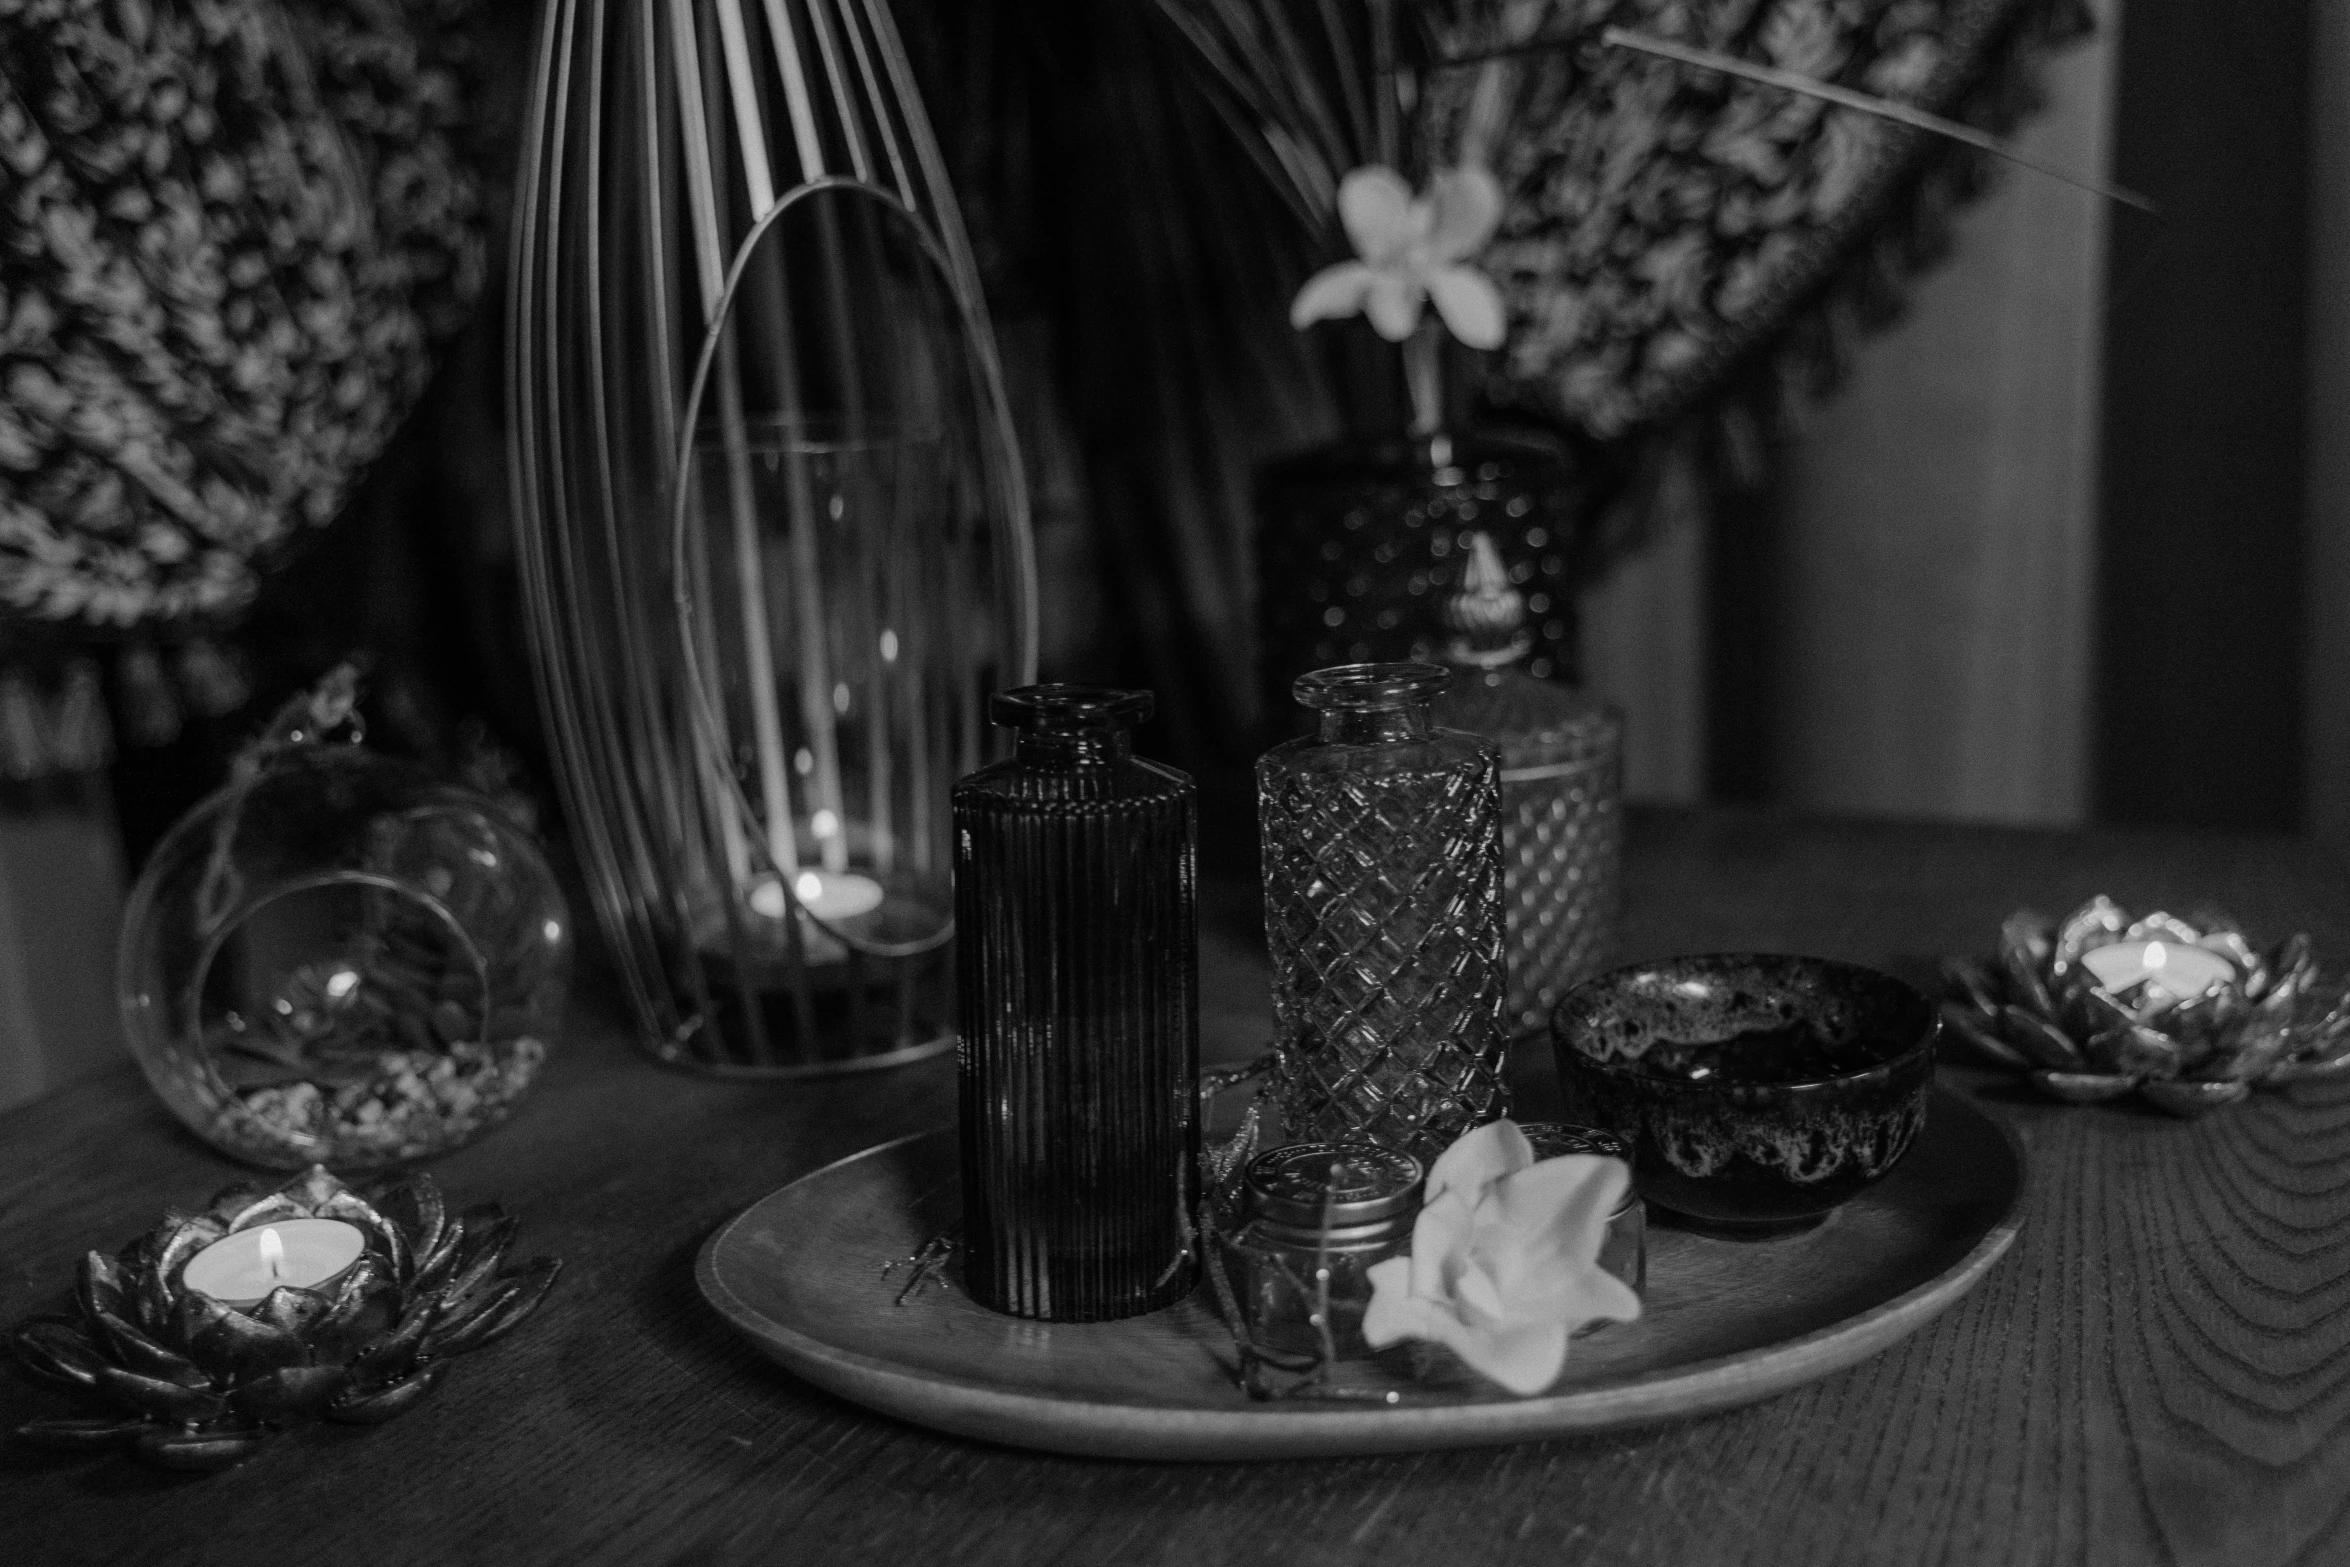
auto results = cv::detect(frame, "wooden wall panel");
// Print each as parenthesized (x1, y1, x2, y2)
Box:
(2307, 1, 2350, 861)
(2095, 0, 2310, 829)
(1762, 20, 2118, 825)
(1583, 498, 1709, 805)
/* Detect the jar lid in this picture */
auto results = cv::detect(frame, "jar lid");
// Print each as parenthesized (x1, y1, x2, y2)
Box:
(1515, 1123, 1640, 1218)
(1516, 1122, 1631, 1162)
(990, 684, 1152, 732)
(1242, 1142, 1423, 1230)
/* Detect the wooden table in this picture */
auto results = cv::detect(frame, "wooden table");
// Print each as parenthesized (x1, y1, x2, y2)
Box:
(6, 810, 2349, 1565)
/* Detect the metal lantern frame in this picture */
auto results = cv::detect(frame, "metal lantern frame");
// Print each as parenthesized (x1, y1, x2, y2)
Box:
(509, 0, 1037, 1073)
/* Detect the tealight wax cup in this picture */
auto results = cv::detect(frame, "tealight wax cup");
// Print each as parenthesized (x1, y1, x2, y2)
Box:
(181, 1218, 366, 1309)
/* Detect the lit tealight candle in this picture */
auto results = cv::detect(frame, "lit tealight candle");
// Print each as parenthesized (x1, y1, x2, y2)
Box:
(182, 1219, 366, 1309)
(2079, 939, 2236, 1002)
(748, 870, 884, 922)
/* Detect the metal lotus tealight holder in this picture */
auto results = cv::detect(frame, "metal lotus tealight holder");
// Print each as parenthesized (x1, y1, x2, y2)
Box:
(1942, 897, 2350, 1115)
(10, 1166, 557, 1471)
(510, 0, 1035, 1075)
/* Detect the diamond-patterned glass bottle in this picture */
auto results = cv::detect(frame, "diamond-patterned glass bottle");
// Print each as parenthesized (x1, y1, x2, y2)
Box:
(953, 686, 1198, 1321)
(1258, 662, 1507, 1161)
(1433, 534, 1624, 1038)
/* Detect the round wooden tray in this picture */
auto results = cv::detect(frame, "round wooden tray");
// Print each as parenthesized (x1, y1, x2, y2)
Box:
(697, 1087, 2024, 1460)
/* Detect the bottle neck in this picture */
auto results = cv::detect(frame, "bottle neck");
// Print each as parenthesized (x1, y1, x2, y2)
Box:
(1316, 702, 1432, 745)
(1016, 729, 1133, 768)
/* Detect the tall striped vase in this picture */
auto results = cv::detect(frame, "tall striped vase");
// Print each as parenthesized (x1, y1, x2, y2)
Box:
(952, 687, 1198, 1321)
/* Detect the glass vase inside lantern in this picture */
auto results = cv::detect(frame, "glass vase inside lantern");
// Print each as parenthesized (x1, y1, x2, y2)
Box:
(665, 187, 1017, 1072)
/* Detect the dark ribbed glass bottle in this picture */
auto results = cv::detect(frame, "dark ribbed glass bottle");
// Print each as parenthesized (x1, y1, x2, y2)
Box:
(953, 686, 1199, 1321)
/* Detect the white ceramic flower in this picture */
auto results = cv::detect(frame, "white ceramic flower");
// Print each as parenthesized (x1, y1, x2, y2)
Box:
(1289, 165, 1508, 349)
(1361, 1119, 1641, 1396)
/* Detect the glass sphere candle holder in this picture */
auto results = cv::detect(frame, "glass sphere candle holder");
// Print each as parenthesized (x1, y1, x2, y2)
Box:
(119, 733, 572, 1170)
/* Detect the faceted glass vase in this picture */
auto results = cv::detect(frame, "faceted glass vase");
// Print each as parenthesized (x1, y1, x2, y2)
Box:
(1257, 662, 1508, 1162)
(118, 746, 572, 1169)
(952, 687, 1199, 1321)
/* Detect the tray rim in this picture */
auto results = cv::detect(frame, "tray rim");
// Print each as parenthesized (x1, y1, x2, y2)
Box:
(695, 1089, 2026, 1461)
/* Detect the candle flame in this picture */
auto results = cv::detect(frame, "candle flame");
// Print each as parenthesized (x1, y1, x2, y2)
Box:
(259, 1226, 285, 1282)
(2143, 940, 2167, 970)
(796, 871, 824, 902)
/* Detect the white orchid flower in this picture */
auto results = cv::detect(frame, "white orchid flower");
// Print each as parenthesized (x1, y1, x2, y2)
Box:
(1361, 1119, 1641, 1396)
(1290, 165, 1509, 350)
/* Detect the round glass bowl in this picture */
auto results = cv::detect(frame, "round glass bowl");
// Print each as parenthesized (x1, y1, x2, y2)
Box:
(119, 745, 573, 1169)
(1549, 956, 1937, 1227)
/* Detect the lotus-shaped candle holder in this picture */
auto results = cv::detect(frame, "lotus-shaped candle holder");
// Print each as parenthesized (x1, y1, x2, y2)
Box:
(1942, 897, 2350, 1115)
(9, 1165, 559, 1470)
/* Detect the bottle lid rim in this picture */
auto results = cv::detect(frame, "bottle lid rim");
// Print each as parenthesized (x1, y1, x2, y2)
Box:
(990, 684, 1153, 731)
(1292, 661, 1451, 712)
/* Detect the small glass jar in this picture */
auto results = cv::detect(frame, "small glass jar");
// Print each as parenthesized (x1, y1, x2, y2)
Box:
(1518, 1122, 1646, 1296)
(1219, 1142, 1423, 1361)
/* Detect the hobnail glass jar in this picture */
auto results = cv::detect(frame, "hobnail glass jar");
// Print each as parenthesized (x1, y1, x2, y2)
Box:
(1433, 534, 1624, 1037)
(953, 686, 1198, 1321)
(119, 743, 572, 1169)
(1254, 430, 1607, 734)
(1257, 661, 1508, 1161)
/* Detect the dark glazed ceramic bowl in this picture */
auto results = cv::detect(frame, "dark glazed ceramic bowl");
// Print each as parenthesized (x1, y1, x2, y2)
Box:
(1549, 956, 1938, 1227)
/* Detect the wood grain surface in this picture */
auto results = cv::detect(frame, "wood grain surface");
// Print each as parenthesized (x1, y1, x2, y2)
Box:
(3, 810, 2348, 1565)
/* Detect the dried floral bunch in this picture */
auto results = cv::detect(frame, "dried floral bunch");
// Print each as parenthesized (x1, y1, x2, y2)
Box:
(1942, 898, 2350, 1115)
(10, 1165, 558, 1470)
(0, 0, 484, 630)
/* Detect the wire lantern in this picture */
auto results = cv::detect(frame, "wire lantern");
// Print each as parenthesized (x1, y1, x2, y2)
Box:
(509, 0, 1037, 1074)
